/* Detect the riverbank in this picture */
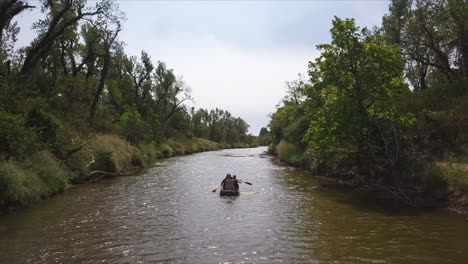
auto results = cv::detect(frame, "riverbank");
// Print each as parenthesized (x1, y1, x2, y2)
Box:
(268, 146, 468, 217)
(0, 134, 258, 215)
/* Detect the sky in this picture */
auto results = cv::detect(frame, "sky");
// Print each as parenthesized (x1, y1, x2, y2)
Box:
(15, 0, 391, 135)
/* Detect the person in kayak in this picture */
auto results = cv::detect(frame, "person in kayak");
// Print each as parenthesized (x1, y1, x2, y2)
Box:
(220, 174, 237, 190)
(232, 175, 252, 186)
(232, 175, 240, 190)
(220, 173, 231, 186)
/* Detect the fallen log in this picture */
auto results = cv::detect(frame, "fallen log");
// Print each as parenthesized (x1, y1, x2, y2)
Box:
(87, 167, 142, 183)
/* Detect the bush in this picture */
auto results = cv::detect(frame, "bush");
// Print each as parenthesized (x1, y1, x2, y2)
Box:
(158, 143, 173, 158)
(66, 142, 94, 183)
(418, 163, 448, 188)
(0, 110, 39, 158)
(277, 140, 306, 166)
(434, 162, 468, 191)
(89, 135, 138, 172)
(131, 152, 145, 167)
(195, 137, 220, 151)
(153, 149, 164, 159)
(0, 161, 42, 206)
(26, 151, 69, 195)
(167, 137, 188, 155)
(138, 141, 159, 165)
(0, 151, 69, 206)
(92, 154, 118, 173)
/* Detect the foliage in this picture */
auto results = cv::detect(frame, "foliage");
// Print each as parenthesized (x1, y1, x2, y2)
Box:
(25, 151, 69, 195)
(305, 18, 410, 174)
(268, 7, 468, 190)
(0, 110, 38, 159)
(119, 106, 146, 145)
(190, 108, 250, 144)
(257, 127, 269, 146)
(0, 151, 69, 207)
(277, 140, 306, 167)
(89, 134, 137, 173)
(0, 161, 42, 206)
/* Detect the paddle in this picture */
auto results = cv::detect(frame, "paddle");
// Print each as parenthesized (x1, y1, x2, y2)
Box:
(238, 180, 252, 185)
(212, 186, 222, 192)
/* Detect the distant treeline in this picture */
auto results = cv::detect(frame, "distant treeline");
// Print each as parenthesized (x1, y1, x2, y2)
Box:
(264, 0, 468, 200)
(0, 0, 256, 208)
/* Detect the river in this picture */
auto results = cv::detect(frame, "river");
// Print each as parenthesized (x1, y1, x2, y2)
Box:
(0, 147, 467, 263)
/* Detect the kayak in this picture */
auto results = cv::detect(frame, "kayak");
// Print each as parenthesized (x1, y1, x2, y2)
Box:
(219, 189, 240, 196)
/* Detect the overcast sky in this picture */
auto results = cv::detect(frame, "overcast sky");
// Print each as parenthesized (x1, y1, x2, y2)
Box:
(16, 0, 390, 135)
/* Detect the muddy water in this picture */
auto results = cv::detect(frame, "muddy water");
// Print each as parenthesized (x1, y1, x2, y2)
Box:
(0, 147, 467, 263)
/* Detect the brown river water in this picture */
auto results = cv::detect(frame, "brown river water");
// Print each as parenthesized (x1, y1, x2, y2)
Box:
(0, 147, 467, 264)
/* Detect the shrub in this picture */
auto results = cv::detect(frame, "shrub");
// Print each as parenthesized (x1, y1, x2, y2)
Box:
(0, 110, 39, 158)
(0, 151, 70, 207)
(434, 162, 468, 191)
(418, 163, 448, 188)
(167, 137, 188, 155)
(26, 151, 69, 195)
(131, 152, 145, 167)
(66, 146, 93, 183)
(277, 140, 306, 166)
(92, 154, 118, 173)
(0, 161, 42, 206)
(158, 144, 173, 158)
(89, 134, 138, 172)
(138, 141, 159, 165)
(153, 149, 164, 159)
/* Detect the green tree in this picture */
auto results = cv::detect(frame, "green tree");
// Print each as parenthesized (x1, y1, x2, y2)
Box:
(305, 17, 409, 172)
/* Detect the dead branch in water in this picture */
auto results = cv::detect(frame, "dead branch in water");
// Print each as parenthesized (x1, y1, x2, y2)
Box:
(367, 184, 419, 207)
(87, 168, 142, 183)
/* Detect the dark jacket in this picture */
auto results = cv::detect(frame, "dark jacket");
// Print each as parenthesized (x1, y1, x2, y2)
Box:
(221, 178, 237, 190)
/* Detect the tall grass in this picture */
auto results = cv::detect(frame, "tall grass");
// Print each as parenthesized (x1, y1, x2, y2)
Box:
(0, 161, 42, 206)
(277, 140, 306, 167)
(26, 151, 69, 195)
(0, 151, 69, 207)
(89, 134, 137, 173)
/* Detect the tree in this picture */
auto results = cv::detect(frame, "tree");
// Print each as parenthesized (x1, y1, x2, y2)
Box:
(124, 50, 154, 100)
(382, 0, 412, 46)
(258, 127, 269, 146)
(21, 0, 109, 75)
(89, 0, 123, 120)
(152, 62, 192, 131)
(398, 0, 468, 92)
(283, 74, 307, 105)
(305, 17, 408, 169)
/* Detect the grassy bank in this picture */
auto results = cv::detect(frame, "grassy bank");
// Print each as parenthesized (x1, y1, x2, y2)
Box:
(0, 134, 257, 212)
(270, 140, 468, 215)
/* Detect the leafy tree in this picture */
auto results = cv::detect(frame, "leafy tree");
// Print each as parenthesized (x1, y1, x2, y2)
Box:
(258, 127, 269, 146)
(21, 0, 109, 75)
(304, 17, 409, 172)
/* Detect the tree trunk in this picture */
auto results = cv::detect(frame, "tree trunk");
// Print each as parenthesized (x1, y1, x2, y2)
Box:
(90, 52, 110, 121)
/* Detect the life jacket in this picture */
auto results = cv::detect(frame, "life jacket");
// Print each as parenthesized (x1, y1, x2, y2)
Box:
(223, 178, 236, 190)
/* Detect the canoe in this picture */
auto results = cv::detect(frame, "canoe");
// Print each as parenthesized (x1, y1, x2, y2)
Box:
(219, 189, 240, 196)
